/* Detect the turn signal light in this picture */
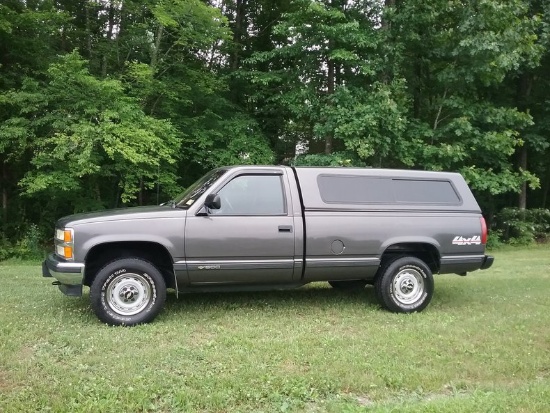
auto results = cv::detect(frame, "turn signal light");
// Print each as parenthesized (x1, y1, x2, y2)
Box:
(64, 246, 73, 259)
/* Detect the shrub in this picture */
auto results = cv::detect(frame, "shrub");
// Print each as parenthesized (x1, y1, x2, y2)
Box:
(486, 229, 505, 249)
(495, 208, 550, 245)
(0, 224, 46, 261)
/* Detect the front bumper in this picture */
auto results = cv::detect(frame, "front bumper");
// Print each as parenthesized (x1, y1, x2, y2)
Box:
(43, 253, 85, 296)
(480, 255, 494, 270)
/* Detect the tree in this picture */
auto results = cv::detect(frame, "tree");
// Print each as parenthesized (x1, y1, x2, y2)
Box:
(244, 0, 409, 163)
(384, 0, 542, 204)
(0, 0, 70, 231)
(3, 52, 179, 212)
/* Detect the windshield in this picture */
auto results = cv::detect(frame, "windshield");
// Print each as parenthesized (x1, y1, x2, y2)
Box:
(174, 168, 227, 209)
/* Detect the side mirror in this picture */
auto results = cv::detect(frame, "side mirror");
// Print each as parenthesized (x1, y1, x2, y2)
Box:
(204, 193, 221, 210)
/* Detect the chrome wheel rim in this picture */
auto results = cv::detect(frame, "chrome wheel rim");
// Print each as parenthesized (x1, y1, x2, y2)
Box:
(106, 273, 151, 316)
(392, 268, 424, 305)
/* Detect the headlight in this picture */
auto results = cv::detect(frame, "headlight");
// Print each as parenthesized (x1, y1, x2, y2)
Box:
(56, 229, 73, 242)
(55, 228, 74, 260)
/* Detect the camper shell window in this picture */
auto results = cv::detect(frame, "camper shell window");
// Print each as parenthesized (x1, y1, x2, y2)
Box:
(317, 175, 461, 205)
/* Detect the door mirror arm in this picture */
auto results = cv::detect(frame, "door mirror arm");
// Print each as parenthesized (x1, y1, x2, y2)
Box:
(196, 206, 208, 216)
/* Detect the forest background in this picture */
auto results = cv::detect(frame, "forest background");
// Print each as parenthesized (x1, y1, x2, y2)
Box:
(1, 0, 549, 258)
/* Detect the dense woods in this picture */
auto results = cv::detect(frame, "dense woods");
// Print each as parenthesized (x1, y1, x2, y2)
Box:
(1, 0, 549, 256)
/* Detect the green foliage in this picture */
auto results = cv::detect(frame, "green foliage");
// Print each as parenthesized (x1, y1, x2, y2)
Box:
(242, 0, 550, 198)
(460, 165, 539, 196)
(332, 82, 409, 167)
(0, 224, 44, 261)
(389, 0, 545, 195)
(13, 223, 45, 260)
(294, 152, 365, 167)
(178, 105, 274, 172)
(151, 0, 230, 48)
(0, 236, 12, 261)
(4, 51, 180, 204)
(243, 0, 393, 161)
(495, 208, 550, 245)
(485, 229, 505, 250)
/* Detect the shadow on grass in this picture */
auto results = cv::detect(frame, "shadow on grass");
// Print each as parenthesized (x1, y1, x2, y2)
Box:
(162, 277, 483, 315)
(44, 284, 382, 326)
(50, 278, 481, 325)
(163, 284, 380, 314)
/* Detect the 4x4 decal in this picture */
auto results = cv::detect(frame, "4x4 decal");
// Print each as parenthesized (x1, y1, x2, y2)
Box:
(452, 235, 481, 245)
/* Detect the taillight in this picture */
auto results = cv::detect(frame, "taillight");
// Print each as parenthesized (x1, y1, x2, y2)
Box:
(480, 217, 488, 245)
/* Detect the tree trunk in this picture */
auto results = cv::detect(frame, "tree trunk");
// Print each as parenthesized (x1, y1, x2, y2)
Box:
(433, 89, 448, 133)
(379, 0, 396, 85)
(412, 62, 422, 118)
(101, 1, 115, 77)
(325, 56, 335, 155)
(139, 176, 144, 206)
(1, 161, 7, 230)
(151, 24, 164, 70)
(230, 0, 246, 71)
(381, 0, 395, 30)
(95, 181, 102, 204)
(85, 1, 93, 58)
(541, 167, 550, 209)
(518, 145, 527, 210)
(516, 74, 533, 209)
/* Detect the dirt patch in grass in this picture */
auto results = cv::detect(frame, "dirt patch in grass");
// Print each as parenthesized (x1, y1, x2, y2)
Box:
(19, 345, 34, 361)
(0, 370, 16, 392)
(354, 394, 374, 406)
(279, 358, 311, 374)
(187, 328, 218, 347)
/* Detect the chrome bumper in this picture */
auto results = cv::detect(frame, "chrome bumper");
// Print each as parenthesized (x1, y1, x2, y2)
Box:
(43, 253, 85, 296)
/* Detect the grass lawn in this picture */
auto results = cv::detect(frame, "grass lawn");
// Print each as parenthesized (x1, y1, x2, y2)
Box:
(1, 245, 549, 412)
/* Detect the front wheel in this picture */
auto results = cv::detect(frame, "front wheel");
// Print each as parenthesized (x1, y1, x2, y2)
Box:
(374, 256, 434, 313)
(90, 258, 167, 326)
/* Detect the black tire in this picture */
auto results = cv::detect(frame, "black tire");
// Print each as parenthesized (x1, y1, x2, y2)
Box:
(374, 256, 434, 313)
(90, 258, 167, 326)
(328, 280, 368, 291)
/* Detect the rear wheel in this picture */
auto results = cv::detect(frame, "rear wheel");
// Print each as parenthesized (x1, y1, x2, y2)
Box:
(374, 256, 434, 313)
(90, 258, 166, 326)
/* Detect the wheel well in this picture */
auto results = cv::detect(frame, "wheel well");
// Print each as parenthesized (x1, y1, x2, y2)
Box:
(380, 243, 440, 274)
(83, 242, 176, 289)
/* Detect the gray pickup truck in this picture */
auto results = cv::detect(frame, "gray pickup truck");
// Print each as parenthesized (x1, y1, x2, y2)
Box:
(43, 166, 493, 325)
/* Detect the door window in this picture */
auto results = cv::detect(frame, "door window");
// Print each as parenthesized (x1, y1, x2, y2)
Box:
(211, 175, 286, 215)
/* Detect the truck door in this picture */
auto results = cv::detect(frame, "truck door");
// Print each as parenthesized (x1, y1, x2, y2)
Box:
(184, 172, 297, 283)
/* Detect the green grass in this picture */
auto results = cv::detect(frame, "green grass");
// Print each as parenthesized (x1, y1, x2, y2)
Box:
(1, 246, 549, 412)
